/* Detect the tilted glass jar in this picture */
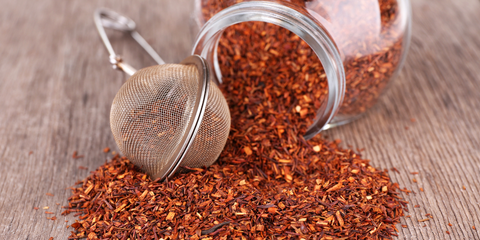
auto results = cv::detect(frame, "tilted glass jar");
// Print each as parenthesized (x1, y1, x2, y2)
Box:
(193, 0, 411, 139)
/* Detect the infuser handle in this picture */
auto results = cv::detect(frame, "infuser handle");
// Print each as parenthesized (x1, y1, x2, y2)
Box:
(94, 8, 165, 76)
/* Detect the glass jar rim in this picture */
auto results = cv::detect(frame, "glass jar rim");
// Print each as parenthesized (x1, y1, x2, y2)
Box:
(192, 1, 346, 139)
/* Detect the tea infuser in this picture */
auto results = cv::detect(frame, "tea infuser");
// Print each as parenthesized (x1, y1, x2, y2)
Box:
(94, 8, 231, 180)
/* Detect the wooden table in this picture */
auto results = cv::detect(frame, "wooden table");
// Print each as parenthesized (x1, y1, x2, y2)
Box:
(1, 0, 479, 239)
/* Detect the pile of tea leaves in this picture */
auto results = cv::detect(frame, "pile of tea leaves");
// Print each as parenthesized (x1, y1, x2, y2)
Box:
(64, 15, 407, 240)
(64, 139, 406, 239)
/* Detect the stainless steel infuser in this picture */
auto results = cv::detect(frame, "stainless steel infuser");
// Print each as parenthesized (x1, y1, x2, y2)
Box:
(94, 8, 230, 180)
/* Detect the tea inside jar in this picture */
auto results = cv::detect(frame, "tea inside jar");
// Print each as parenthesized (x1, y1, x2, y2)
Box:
(202, 0, 406, 123)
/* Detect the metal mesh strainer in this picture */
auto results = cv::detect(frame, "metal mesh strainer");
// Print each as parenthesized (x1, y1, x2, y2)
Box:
(95, 9, 230, 180)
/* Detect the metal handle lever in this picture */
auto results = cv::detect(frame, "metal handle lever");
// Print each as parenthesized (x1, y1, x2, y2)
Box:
(94, 8, 165, 76)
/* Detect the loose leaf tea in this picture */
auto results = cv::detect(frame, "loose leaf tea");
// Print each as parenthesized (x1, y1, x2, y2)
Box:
(201, 0, 406, 119)
(65, 0, 409, 238)
(64, 143, 406, 239)
(64, 56, 408, 238)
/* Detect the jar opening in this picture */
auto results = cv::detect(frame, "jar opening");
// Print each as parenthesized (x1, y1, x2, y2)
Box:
(193, 1, 345, 139)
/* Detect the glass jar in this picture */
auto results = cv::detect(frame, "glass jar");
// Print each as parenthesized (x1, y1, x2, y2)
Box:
(193, 0, 411, 139)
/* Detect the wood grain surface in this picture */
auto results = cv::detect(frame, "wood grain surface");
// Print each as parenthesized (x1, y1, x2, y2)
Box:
(0, 0, 479, 239)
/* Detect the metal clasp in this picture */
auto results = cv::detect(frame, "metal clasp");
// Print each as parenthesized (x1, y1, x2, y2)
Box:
(94, 8, 165, 76)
